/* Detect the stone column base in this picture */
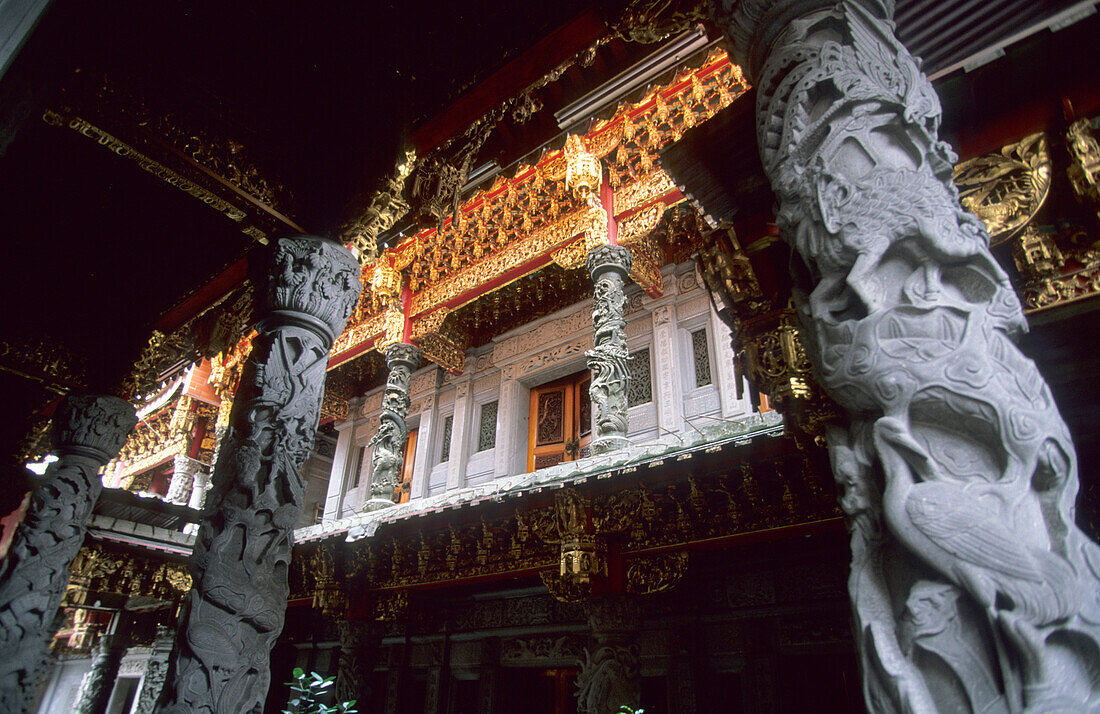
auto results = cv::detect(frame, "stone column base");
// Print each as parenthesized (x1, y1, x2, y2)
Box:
(591, 435, 630, 455)
(361, 497, 397, 512)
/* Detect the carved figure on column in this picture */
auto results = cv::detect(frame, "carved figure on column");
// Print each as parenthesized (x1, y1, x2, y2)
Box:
(76, 630, 127, 714)
(133, 626, 173, 714)
(0, 395, 136, 714)
(364, 342, 420, 510)
(586, 245, 633, 454)
(156, 236, 360, 714)
(334, 619, 382, 705)
(576, 595, 641, 714)
(710, 1, 1100, 711)
(165, 455, 202, 505)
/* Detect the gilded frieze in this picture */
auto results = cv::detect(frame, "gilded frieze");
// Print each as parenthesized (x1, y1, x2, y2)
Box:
(65, 545, 191, 606)
(327, 49, 748, 365)
(315, 445, 839, 594)
(954, 132, 1051, 245)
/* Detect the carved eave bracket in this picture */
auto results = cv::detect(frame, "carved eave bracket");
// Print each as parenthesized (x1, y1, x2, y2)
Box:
(43, 70, 303, 246)
(954, 124, 1100, 315)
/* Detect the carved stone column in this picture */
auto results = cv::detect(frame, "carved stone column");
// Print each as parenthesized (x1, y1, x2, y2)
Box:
(0, 394, 136, 714)
(75, 624, 128, 714)
(576, 595, 640, 714)
(334, 618, 382, 705)
(364, 342, 420, 510)
(133, 626, 173, 714)
(165, 455, 201, 506)
(710, 1, 1100, 710)
(586, 245, 633, 454)
(185, 464, 211, 512)
(155, 236, 361, 714)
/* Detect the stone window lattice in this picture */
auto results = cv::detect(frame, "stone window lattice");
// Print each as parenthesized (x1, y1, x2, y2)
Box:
(692, 329, 712, 388)
(439, 414, 454, 463)
(628, 348, 653, 407)
(477, 400, 498, 452)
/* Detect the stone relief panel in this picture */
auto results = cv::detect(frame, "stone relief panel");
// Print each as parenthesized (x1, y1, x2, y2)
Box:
(675, 295, 711, 322)
(410, 368, 438, 396)
(500, 634, 586, 667)
(624, 313, 652, 340)
(473, 373, 500, 395)
(493, 304, 592, 363)
(517, 337, 593, 378)
(676, 268, 701, 295)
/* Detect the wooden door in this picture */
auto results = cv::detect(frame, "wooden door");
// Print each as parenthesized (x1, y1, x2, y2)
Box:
(397, 428, 417, 503)
(576, 374, 592, 459)
(527, 370, 590, 472)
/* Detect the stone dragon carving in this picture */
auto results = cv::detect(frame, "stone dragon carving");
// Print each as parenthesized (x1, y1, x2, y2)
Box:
(365, 343, 420, 509)
(710, 0, 1100, 711)
(586, 245, 634, 454)
(576, 595, 641, 714)
(75, 633, 126, 714)
(0, 395, 136, 714)
(156, 236, 360, 714)
(334, 619, 382, 705)
(133, 627, 173, 714)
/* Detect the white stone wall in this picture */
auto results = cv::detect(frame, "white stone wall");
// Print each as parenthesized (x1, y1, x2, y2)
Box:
(322, 261, 756, 515)
(35, 656, 92, 714)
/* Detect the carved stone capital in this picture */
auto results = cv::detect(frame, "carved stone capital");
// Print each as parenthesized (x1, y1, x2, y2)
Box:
(384, 342, 421, 371)
(165, 456, 203, 505)
(52, 395, 137, 464)
(257, 235, 363, 348)
(585, 244, 633, 282)
(578, 596, 641, 714)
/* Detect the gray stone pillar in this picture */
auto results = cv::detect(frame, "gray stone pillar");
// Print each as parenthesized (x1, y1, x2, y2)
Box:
(185, 464, 211, 512)
(75, 620, 128, 714)
(334, 618, 382, 706)
(586, 245, 633, 454)
(710, 1, 1100, 710)
(0, 394, 136, 714)
(133, 626, 173, 714)
(381, 645, 405, 714)
(363, 342, 420, 510)
(165, 455, 202, 506)
(576, 595, 640, 714)
(155, 236, 361, 714)
(476, 639, 500, 714)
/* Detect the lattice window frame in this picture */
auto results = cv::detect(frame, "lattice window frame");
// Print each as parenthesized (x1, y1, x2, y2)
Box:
(691, 328, 712, 388)
(628, 346, 653, 407)
(476, 400, 498, 452)
(439, 413, 454, 463)
(351, 445, 366, 488)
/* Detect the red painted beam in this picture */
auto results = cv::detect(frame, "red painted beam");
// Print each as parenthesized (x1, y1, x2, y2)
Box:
(410, 9, 608, 154)
(154, 258, 249, 334)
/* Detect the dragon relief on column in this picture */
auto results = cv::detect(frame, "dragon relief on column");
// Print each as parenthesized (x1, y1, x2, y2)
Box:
(158, 237, 361, 713)
(368, 343, 418, 504)
(716, 0, 1100, 710)
(586, 245, 633, 453)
